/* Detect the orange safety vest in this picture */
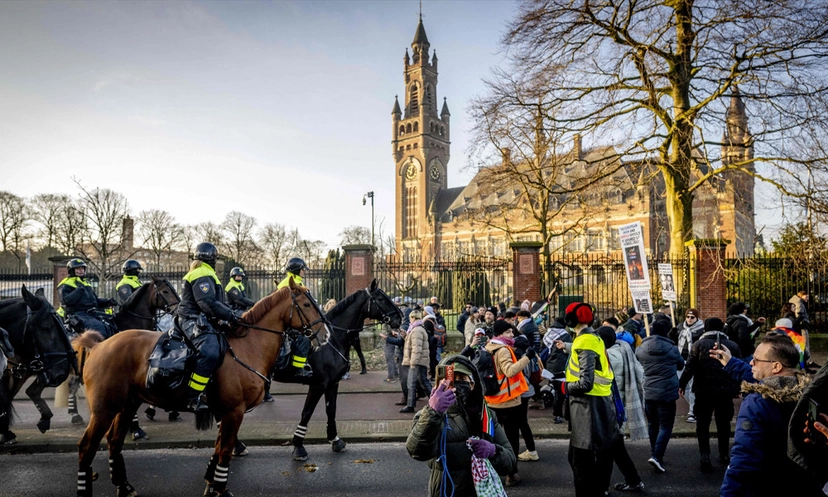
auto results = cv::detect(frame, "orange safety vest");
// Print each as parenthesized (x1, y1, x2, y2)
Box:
(484, 346, 529, 405)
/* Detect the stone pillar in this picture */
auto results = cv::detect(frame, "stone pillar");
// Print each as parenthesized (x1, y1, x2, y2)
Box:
(685, 239, 729, 319)
(342, 244, 375, 296)
(510, 242, 543, 305)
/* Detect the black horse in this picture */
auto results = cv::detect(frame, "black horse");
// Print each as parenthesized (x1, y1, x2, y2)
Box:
(0, 285, 77, 445)
(271, 279, 402, 460)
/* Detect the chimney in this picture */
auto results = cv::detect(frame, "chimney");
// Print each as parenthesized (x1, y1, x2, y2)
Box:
(500, 147, 511, 165)
(121, 216, 134, 253)
(573, 134, 583, 160)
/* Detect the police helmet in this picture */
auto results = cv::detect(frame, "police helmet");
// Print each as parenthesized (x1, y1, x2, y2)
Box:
(194, 242, 218, 265)
(286, 257, 307, 274)
(67, 258, 87, 275)
(122, 259, 143, 275)
(229, 267, 246, 279)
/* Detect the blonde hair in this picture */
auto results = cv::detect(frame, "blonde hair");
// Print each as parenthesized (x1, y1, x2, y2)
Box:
(323, 299, 337, 313)
(409, 309, 423, 320)
(190, 260, 204, 271)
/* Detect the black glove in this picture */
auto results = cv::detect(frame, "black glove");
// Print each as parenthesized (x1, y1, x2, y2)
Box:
(105, 299, 117, 307)
(231, 310, 246, 324)
(525, 347, 537, 360)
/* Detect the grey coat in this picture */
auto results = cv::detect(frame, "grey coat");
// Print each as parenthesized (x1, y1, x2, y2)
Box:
(636, 334, 685, 402)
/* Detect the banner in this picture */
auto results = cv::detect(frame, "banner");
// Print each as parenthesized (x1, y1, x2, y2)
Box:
(657, 263, 677, 302)
(619, 222, 652, 315)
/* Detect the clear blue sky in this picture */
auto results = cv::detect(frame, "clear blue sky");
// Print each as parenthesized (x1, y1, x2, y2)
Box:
(0, 0, 517, 249)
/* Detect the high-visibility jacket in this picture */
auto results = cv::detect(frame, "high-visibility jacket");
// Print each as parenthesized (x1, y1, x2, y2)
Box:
(484, 346, 529, 405)
(565, 332, 613, 397)
(116, 275, 142, 305)
(276, 272, 303, 290)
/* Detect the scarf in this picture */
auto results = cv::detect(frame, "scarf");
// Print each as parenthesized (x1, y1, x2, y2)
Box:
(491, 337, 515, 348)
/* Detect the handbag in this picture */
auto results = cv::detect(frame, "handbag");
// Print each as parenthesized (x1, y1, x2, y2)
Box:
(470, 452, 507, 497)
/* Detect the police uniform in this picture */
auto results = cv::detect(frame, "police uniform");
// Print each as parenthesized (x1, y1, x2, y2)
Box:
(58, 274, 113, 338)
(116, 275, 142, 305)
(225, 280, 255, 311)
(177, 261, 237, 407)
(276, 259, 312, 377)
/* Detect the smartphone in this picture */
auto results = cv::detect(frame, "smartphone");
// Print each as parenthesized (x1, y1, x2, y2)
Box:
(807, 398, 824, 444)
(436, 365, 454, 387)
(716, 332, 721, 350)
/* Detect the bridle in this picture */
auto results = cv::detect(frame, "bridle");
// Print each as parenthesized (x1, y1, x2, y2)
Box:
(8, 303, 77, 381)
(119, 280, 181, 323)
(330, 287, 401, 334)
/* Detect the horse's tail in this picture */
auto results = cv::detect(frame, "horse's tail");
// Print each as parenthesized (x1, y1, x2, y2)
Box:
(71, 331, 105, 378)
(0, 375, 14, 431)
(194, 411, 213, 431)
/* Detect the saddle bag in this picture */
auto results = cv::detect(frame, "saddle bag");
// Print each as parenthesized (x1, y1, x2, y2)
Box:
(146, 331, 194, 396)
(275, 334, 293, 371)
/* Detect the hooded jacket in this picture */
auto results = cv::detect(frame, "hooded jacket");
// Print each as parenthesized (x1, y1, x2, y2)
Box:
(406, 354, 516, 497)
(721, 368, 822, 497)
(543, 320, 572, 375)
(679, 331, 742, 398)
(403, 322, 430, 368)
(635, 334, 685, 402)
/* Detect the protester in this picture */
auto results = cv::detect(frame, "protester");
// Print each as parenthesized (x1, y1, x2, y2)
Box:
(406, 355, 516, 497)
(679, 317, 742, 469)
(400, 310, 432, 413)
(456, 302, 473, 337)
(788, 361, 828, 495)
(482, 307, 498, 337)
(484, 320, 531, 486)
(463, 306, 481, 346)
(542, 317, 571, 423)
(676, 308, 704, 422)
(768, 318, 809, 369)
(725, 302, 765, 359)
(622, 308, 646, 342)
(513, 332, 540, 462)
(635, 319, 685, 473)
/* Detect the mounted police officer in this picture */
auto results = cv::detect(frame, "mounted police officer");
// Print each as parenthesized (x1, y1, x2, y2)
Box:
(116, 259, 143, 305)
(225, 267, 255, 312)
(276, 257, 313, 378)
(58, 259, 117, 338)
(176, 243, 243, 411)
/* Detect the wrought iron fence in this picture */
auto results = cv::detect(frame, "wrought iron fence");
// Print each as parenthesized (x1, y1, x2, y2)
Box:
(0, 269, 54, 305)
(544, 253, 690, 321)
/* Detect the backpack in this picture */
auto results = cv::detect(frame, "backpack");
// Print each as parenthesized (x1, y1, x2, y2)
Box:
(473, 348, 503, 397)
(434, 327, 447, 348)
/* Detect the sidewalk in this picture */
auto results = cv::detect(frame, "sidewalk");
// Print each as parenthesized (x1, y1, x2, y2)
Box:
(3, 370, 711, 454)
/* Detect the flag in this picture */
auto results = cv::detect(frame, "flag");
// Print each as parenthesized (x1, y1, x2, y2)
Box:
(482, 404, 496, 438)
(25, 243, 31, 274)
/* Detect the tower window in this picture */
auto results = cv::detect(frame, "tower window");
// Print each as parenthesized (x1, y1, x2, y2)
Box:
(404, 186, 418, 238)
(399, 125, 405, 136)
(413, 143, 418, 149)
(413, 122, 419, 133)
(406, 123, 412, 134)
(409, 85, 419, 117)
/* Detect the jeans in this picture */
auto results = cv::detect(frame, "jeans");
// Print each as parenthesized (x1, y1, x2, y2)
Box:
(406, 365, 431, 408)
(383, 343, 398, 379)
(694, 394, 735, 457)
(644, 399, 677, 462)
(679, 371, 695, 415)
(492, 403, 523, 475)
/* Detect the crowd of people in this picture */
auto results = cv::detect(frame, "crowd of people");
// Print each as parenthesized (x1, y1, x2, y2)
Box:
(391, 295, 828, 496)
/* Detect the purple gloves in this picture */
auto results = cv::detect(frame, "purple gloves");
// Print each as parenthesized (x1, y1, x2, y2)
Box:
(467, 438, 496, 459)
(428, 380, 456, 413)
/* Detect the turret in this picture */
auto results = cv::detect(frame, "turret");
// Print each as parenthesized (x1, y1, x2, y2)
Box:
(411, 15, 430, 65)
(440, 97, 450, 118)
(393, 95, 402, 120)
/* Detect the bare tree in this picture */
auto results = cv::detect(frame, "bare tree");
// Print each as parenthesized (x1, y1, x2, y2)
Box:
(338, 225, 371, 246)
(55, 202, 87, 256)
(294, 239, 328, 268)
(32, 193, 71, 251)
(178, 225, 199, 259)
(0, 191, 31, 270)
(503, 0, 828, 255)
(258, 222, 290, 269)
(195, 221, 224, 248)
(74, 181, 130, 279)
(137, 209, 181, 267)
(220, 211, 258, 265)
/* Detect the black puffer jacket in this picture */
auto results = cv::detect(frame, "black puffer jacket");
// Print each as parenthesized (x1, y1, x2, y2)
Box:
(635, 334, 684, 402)
(679, 331, 742, 397)
(406, 354, 516, 497)
(725, 314, 761, 357)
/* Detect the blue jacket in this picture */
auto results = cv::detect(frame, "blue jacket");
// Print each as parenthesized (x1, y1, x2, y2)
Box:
(635, 334, 684, 402)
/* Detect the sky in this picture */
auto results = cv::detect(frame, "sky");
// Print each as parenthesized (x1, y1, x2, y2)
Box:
(0, 0, 518, 250)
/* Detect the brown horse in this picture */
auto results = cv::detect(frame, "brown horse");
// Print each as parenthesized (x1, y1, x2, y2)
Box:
(73, 280, 328, 497)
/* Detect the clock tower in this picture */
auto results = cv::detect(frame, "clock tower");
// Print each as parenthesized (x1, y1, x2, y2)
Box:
(392, 15, 451, 260)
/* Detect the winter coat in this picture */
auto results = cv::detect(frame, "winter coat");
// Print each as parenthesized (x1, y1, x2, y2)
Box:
(677, 319, 705, 360)
(564, 327, 620, 451)
(407, 354, 516, 497)
(484, 341, 530, 409)
(456, 310, 470, 334)
(623, 318, 645, 340)
(679, 331, 742, 398)
(516, 318, 542, 352)
(463, 317, 481, 346)
(607, 342, 648, 441)
(636, 335, 685, 402)
(789, 361, 828, 491)
(725, 314, 761, 357)
(721, 371, 822, 497)
(403, 324, 430, 368)
(543, 324, 572, 375)
(789, 295, 811, 326)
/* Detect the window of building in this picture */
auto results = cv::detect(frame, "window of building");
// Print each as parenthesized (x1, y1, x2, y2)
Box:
(409, 85, 419, 117)
(406, 123, 412, 134)
(586, 230, 604, 251)
(399, 125, 405, 136)
(413, 122, 419, 133)
(404, 186, 418, 239)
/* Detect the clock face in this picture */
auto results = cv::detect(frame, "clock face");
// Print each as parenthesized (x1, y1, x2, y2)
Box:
(430, 164, 441, 181)
(405, 163, 417, 180)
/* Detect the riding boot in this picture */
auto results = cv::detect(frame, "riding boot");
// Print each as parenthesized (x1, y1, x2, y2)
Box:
(294, 364, 313, 378)
(187, 373, 210, 412)
(131, 414, 148, 441)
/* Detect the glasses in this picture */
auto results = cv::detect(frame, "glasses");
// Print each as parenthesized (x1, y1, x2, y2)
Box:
(686, 315, 697, 320)
(750, 357, 775, 364)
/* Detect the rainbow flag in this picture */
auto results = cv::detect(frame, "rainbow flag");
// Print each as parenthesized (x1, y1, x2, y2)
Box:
(482, 404, 496, 437)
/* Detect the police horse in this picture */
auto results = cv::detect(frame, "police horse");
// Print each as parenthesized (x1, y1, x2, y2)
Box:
(271, 279, 402, 460)
(0, 286, 76, 445)
(72, 280, 328, 497)
(65, 276, 180, 426)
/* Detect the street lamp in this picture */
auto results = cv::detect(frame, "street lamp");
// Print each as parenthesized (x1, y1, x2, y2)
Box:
(362, 191, 375, 248)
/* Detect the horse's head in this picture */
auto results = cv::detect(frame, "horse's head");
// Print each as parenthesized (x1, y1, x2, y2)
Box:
(284, 278, 330, 337)
(364, 279, 402, 330)
(20, 285, 76, 386)
(150, 276, 181, 314)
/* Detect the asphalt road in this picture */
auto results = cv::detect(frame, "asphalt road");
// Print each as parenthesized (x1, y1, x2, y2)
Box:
(0, 439, 727, 497)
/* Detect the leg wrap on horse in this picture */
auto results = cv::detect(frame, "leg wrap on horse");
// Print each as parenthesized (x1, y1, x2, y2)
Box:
(68, 392, 77, 414)
(212, 464, 229, 492)
(109, 454, 127, 486)
(292, 424, 307, 446)
(77, 467, 93, 497)
(204, 454, 219, 482)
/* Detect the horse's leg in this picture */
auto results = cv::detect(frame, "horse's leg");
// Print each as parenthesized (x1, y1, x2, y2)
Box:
(203, 410, 240, 497)
(325, 382, 346, 453)
(291, 385, 325, 461)
(78, 410, 116, 497)
(0, 373, 12, 444)
(26, 376, 54, 433)
(106, 405, 139, 497)
(68, 375, 85, 425)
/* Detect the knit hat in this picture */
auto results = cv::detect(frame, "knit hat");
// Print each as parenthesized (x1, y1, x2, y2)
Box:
(704, 317, 724, 332)
(471, 306, 479, 314)
(685, 308, 700, 319)
(615, 310, 630, 323)
(393, 296, 402, 304)
(651, 319, 671, 337)
(424, 305, 435, 316)
(492, 320, 514, 336)
(486, 306, 498, 317)
(596, 325, 617, 349)
(775, 318, 794, 329)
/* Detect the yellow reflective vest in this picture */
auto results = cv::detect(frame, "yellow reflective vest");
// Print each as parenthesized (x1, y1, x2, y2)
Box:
(276, 272, 303, 290)
(224, 280, 245, 293)
(565, 331, 614, 397)
(116, 275, 142, 291)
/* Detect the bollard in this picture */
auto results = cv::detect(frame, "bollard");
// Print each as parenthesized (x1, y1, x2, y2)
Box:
(54, 378, 69, 408)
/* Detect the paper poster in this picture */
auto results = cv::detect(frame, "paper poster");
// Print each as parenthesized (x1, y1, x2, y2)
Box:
(658, 263, 677, 302)
(632, 289, 653, 315)
(619, 222, 650, 289)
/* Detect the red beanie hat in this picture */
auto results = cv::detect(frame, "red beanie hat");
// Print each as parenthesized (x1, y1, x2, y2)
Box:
(566, 302, 594, 325)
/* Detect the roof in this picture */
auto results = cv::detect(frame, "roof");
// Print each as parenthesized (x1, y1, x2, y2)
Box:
(412, 17, 429, 47)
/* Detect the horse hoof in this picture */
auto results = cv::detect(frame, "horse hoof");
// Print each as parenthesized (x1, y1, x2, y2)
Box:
(292, 446, 309, 461)
(132, 428, 148, 441)
(37, 418, 51, 433)
(0, 431, 17, 445)
(71, 414, 85, 425)
(168, 411, 181, 422)
(116, 481, 139, 497)
(144, 407, 156, 421)
(203, 484, 234, 497)
(331, 439, 347, 453)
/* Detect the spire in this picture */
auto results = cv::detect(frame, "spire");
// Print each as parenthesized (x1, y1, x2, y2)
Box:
(404, 48, 410, 66)
(412, 15, 430, 49)
(726, 85, 746, 122)
(393, 95, 402, 116)
(441, 97, 450, 117)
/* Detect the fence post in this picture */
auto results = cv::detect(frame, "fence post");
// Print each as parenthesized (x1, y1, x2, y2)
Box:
(342, 244, 375, 297)
(685, 239, 729, 319)
(510, 242, 543, 305)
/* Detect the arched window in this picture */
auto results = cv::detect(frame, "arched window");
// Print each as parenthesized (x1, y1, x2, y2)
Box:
(425, 85, 434, 110)
(430, 122, 434, 132)
(409, 85, 419, 117)
(406, 123, 412, 134)
(399, 125, 405, 136)
(413, 122, 419, 133)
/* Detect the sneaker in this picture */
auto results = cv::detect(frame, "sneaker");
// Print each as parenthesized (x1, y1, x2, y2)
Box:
(687, 414, 696, 423)
(517, 450, 539, 461)
(132, 428, 148, 441)
(233, 440, 249, 457)
(614, 482, 645, 492)
(648, 457, 666, 473)
(263, 391, 274, 402)
(342, 372, 351, 380)
(554, 416, 564, 424)
(399, 406, 415, 413)
(384, 378, 396, 383)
